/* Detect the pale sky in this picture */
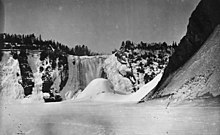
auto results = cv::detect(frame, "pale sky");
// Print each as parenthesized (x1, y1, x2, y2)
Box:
(0, 0, 4, 32)
(2, 0, 200, 53)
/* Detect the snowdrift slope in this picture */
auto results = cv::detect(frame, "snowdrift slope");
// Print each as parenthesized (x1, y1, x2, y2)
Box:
(74, 78, 114, 100)
(74, 73, 162, 102)
(152, 25, 220, 101)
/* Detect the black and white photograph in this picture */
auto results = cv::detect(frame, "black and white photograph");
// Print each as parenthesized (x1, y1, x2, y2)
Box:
(0, 0, 220, 134)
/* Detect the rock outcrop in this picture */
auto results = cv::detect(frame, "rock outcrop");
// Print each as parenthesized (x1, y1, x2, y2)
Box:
(17, 50, 35, 96)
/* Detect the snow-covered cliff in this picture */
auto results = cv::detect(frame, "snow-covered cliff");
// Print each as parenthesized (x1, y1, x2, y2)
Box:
(0, 50, 69, 103)
(103, 42, 173, 94)
(0, 52, 24, 103)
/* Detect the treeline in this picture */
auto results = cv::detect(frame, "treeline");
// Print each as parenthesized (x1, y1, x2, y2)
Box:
(113, 40, 177, 54)
(0, 33, 99, 56)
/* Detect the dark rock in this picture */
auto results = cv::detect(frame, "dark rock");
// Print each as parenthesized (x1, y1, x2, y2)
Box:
(17, 50, 34, 97)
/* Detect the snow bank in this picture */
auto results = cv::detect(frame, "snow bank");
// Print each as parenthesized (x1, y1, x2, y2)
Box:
(73, 73, 162, 102)
(125, 72, 163, 102)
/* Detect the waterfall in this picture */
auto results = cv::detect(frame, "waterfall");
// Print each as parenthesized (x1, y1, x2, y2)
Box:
(61, 55, 107, 99)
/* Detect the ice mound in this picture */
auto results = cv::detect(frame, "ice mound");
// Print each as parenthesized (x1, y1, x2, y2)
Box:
(74, 73, 162, 102)
(74, 78, 114, 100)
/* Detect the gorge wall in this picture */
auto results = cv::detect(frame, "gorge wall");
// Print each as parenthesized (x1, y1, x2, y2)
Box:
(0, 52, 108, 102)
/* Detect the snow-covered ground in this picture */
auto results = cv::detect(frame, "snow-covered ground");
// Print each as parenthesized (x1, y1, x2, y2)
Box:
(0, 99, 219, 135)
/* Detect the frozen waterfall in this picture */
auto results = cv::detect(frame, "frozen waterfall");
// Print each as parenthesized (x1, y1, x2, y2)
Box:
(61, 55, 107, 99)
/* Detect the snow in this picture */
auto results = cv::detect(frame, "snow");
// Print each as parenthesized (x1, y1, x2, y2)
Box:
(74, 72, 163, 102)
(1, 31, 220, 135)
(0, 99, 219, 135)
(103, 54, 133, 93)
(0, 54, 24, 103)
(1, 27, 220, 135)
(125, 72, 163, 102)
(74, 78, 114, 100)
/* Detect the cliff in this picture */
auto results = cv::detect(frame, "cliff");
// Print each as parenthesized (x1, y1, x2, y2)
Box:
(147, 0, 220, 100)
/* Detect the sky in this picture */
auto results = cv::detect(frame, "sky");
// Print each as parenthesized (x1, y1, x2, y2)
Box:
(2, 0, 200, 53)
(0, 0, 4, 33)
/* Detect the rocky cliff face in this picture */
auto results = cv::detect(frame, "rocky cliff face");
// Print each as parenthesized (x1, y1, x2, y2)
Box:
(17, 50, 35, 96)
(148, 0, 220, 99)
